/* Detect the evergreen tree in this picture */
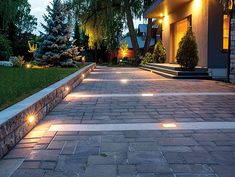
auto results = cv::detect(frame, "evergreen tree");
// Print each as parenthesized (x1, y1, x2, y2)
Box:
(38, 0, 70, 65)
(0, 34, 12, 60)
(152, 40, 166, 63)
(74, 20, 80, 47)
(65, 7, 72, 47)
(176, 29, 199, 71)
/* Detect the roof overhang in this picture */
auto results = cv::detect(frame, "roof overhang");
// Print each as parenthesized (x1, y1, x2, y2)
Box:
(144, 0, 192, 18)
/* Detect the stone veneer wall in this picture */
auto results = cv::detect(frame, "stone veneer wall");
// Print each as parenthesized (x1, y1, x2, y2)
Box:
(0, 63, 96, 159)
(230, 18, 235, 83)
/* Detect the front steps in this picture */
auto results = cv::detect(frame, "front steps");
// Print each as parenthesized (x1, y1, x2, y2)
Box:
(140, 63, 212, 79)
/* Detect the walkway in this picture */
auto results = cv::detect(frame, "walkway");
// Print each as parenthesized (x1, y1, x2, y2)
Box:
(1, 66, 235, 177)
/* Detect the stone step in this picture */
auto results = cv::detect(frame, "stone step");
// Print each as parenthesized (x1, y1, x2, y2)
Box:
(147, 63, 208, 72)
(140, 64, 212, 79)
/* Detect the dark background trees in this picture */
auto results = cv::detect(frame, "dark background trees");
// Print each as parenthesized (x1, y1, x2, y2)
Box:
(71, 0, 153, 62)
(0, 0, 37, 61)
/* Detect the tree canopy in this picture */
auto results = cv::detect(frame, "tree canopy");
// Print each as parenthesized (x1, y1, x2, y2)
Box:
(72, 0, 145, 57)
(219, 0, 233, 12)
(0, 0, 37, 34)
(0, 0, 37, 60)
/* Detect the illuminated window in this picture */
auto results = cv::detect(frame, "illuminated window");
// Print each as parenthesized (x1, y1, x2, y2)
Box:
(223, 15, 230, 50)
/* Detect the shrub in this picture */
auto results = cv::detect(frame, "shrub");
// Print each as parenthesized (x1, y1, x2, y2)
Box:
(176, 29, 199, 71)
(0, 34, 12, 61)
(112, 57, 117, 64)
(152, 40, 166, 63)
(141, 52, 154, 65)
(11, 56, 25, 67)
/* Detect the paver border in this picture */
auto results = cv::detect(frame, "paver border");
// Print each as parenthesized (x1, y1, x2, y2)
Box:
(0, 63, 96, 159)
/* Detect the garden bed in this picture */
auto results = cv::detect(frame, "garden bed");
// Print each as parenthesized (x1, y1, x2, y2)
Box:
(0, 66, 86, 111)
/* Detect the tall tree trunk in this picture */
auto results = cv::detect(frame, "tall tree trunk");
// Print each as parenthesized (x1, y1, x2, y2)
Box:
(124, 0, 140, 58)
(143, 18, 153, 54)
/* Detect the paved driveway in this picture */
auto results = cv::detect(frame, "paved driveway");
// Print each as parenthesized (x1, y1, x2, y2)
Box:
(1, 66, 235, 177)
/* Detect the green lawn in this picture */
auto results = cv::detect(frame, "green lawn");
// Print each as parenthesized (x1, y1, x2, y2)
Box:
(0, 67, 80, 111)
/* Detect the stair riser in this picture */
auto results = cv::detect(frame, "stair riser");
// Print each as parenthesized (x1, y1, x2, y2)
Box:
(178, 72, 209, 76)
(147, 63, 208, 72)
(143, 64, 209, 77)
(143, 65, 177, 75)
(140, 66, 212, 80)
(139, 67, 174, 78)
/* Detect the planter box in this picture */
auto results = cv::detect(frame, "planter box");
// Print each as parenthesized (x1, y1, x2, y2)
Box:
(0, 63, 96, 159)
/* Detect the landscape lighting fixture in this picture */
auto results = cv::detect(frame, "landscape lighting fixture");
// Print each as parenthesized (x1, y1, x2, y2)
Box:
(120, 79, 128, 84)
(28, 115, 35, 123)
(162, 123, 177, 128)
(141, 93, 154, 97)
(26, 64, 31, 68)
(65, 86, 70, 91)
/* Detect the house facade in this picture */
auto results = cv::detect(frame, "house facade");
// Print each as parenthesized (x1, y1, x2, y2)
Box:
(144, 0, 229, 79)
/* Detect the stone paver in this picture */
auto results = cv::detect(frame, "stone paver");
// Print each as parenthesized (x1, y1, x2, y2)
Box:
(0, 66, 235, 177)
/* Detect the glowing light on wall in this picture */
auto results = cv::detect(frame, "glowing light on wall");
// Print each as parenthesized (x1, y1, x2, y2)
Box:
(164, 15, 169, 24)
(193, 0, 201, 11)
(82, 74, 85, 78)
(65, 87, 70, 91)
(28, 115, 35, 123)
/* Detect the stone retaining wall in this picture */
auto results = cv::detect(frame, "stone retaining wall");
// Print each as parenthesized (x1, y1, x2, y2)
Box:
(0, 63, 96, 158)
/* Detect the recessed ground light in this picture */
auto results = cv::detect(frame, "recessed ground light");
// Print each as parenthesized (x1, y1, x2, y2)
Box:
(120, 79, 128, 84)
(26, 64, 31, 68)
(141, 93, 154, 97)
(162, 123, 177, 128)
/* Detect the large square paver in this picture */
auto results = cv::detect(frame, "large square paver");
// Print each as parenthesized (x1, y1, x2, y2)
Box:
(84, 165, 116, 177)
(128, 151, 167, 164)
